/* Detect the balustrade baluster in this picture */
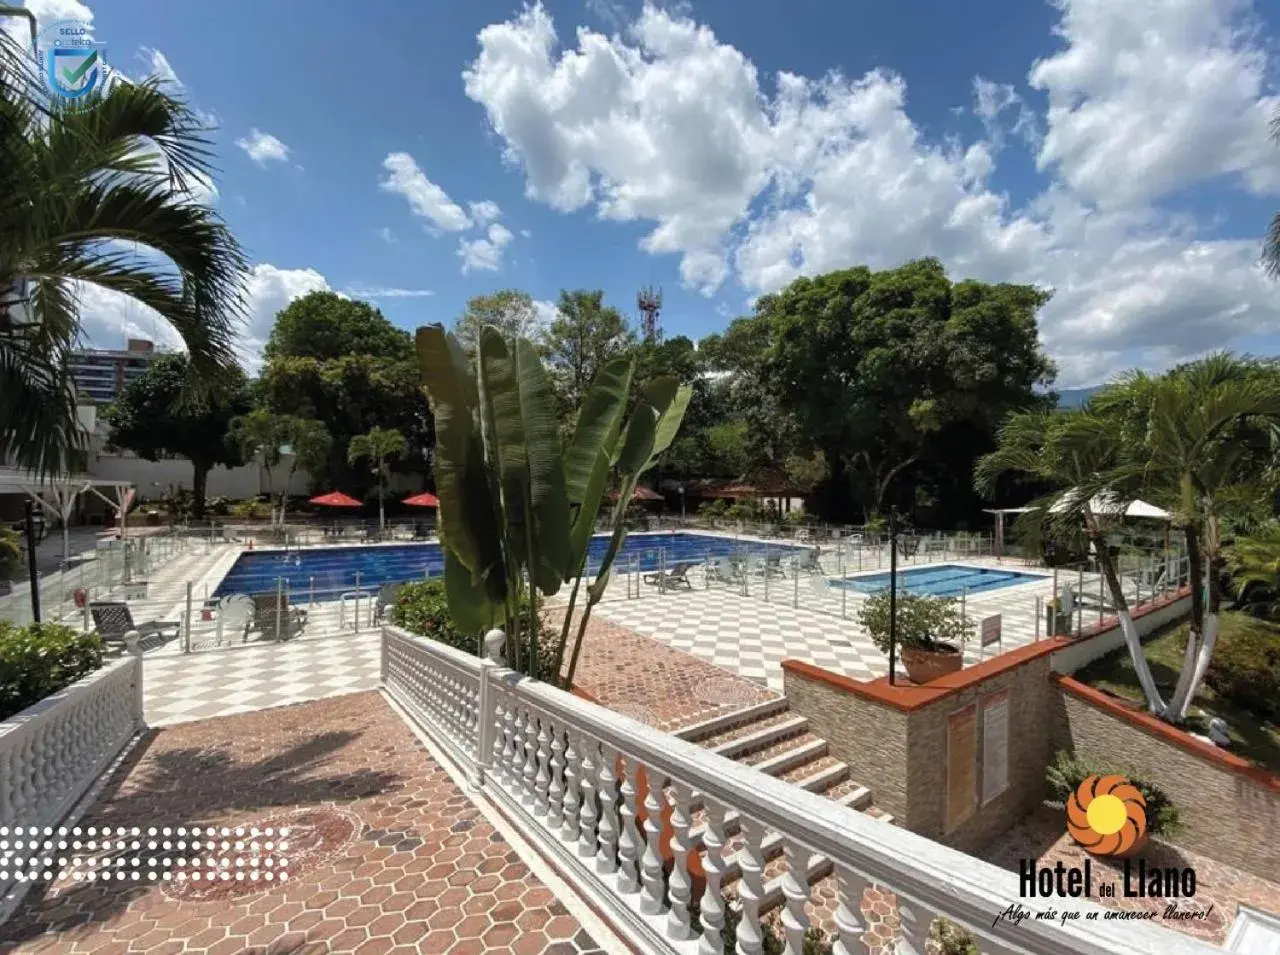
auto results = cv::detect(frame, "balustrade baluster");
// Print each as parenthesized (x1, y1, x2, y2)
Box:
(561, 729, 581, 844)
(830, 864, 869, 955)
(666, 781, 694, 940)
(595, 742, 620, 878)
(615, 754, 642, 894)
(577, 736, 599, 860)
(521, 708, 539, 807)
(510, 706, 527, 793)
(639, 765, 666, 916)
(697, 798, 727, 955)
(500, 689, 518, 789)
(780, 838, 812, 955)
(895, 896, 933, 955)
(547, 726, 565, 829)
(534, 716, 551, 818)
(736, 817, 768, 955)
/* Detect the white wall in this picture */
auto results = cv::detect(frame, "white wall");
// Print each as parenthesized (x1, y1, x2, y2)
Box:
(89, 452, 313, 500)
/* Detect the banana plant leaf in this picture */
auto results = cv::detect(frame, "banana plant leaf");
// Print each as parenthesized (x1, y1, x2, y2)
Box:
(516, 338, 571, 594)
(565, 357, 635, 572)
(415, 326, 506, 603)
(444, 544, 501, 633)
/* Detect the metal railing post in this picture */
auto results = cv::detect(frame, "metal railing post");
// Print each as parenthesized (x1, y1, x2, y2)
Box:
(1034, 596, 1041, 641)
(275, 577, 284, 642)
(183, 580, 193, 653)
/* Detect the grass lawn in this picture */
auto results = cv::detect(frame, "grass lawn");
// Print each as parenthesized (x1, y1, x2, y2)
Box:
(1073, 610, 1280, 772)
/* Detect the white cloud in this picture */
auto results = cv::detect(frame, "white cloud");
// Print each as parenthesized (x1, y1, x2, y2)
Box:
(378, 227, 397, 243)
(520, 228, 532, 238)
(458, 223, 514, 273)
(1029, 0, 1280, 209)
(380, 152, 472, 231)
(140, 47, 179, 87)
(343, 285, 435, 299)
(532, 298, 559, 329)
(235, 129, 291, 166)
(469, 200, 502, 224)
(464, 0, 1280, 385)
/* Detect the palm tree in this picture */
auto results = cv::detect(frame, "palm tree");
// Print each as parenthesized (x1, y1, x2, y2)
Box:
(229, 410, 287, 521)
(1092, 354, 1280, 719)
(975, 408, 1168, 714)
(1229, 520, 1280, 616)
(347, 427, 407, 532)
(1, 31, 247, 474)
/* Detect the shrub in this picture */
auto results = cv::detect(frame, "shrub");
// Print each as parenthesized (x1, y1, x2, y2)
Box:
(0, 525, 22, 580)
(698, 499, 728, 521)
(1045, 750, 1181, 837)
(228, 500, 272, 520)
(691, 902, 831, 955)
(1203, 620, 1280, 722)
(932, 919, 980, 955)
(388, 580, 560, 681)
(0, 623, 105, 721)
(857, 591, 973, 654)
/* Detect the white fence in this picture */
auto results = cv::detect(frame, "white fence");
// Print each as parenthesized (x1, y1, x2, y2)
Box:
(0, 646, 144, 835)
(381, 625, 1219, 955)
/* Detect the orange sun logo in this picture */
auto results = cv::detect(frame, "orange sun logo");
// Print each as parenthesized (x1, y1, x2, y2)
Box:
(1065, 774, 1147, 857)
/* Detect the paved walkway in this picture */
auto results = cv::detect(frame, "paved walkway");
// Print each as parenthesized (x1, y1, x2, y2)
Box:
(0, 692, 614, 955)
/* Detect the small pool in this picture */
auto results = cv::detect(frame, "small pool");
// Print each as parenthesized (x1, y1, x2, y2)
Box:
(213, 532, 810, 600)
(836, 564, 1046, 598)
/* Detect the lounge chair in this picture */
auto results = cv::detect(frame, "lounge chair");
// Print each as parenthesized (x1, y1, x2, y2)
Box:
(642, 561, 696, 590)
(89, 601, 180, 652)
(796, 547, 823, 575)
(375, 582, 406, 622)
(758, 553, 787, 578)
(707, 557, 743, 586)
(251, 592, 308, 641)
(216, 594, 255, 643)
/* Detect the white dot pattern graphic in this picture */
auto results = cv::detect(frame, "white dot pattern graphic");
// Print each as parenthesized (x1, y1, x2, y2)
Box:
(0, 826, 290, 883)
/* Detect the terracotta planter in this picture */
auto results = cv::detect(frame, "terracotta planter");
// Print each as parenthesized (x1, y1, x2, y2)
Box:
(901, 644, 962, 683)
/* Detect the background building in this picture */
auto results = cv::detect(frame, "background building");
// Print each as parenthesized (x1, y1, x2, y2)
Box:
(68, 339, 159, 406)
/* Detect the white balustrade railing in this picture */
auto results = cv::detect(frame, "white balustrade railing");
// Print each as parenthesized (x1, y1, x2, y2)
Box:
(381, 624, 1220, 955)
(0, 646, 144, 835)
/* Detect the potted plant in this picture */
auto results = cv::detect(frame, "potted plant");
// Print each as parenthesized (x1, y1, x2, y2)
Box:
(858, 591, 973, 683)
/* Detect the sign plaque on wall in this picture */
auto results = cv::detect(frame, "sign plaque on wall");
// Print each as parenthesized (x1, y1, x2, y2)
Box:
(945, 703, 978, 832)
(981, 690, 1010, 804)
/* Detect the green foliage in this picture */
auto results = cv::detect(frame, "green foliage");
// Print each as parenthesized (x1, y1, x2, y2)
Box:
(0, 525, 23, 579)
(1045, 750, 1182, 837)
(757, 259, 1055, 521)
(0, 43, 248, 475)
(454, 290, 540, 354)
(690, 903, 832, 955)
(1203, 616, 1280, 722)
(542, 289, 634, 415)
(857, 591, 973, 653)
(260, 292, 432, 491)
(1229, 520, 1280, 618)
(931, 919, 980, 955)
(228, 500, 272, 519)
(0, 623, 105, 721)
(388, 580, 560, 680)
(104, 354, 250, 516)
(416, 322, 690, 685)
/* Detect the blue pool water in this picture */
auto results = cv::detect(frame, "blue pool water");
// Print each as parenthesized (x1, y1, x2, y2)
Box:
(213, 532, 809, 600)
(836, 564, 1045, 598)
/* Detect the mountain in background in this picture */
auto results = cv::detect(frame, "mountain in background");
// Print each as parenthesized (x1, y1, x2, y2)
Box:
(1054, 386, 1104, 408)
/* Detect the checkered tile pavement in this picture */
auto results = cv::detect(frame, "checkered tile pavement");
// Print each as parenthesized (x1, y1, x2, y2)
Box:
(143, 631, 382, 726)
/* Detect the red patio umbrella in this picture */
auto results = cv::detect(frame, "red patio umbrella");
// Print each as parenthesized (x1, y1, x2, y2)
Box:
(402, 492, 440, 507)
(610, 486, 664, 502)
(309, 491, 363, 508)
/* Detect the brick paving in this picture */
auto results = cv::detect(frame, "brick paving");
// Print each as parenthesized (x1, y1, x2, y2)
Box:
(978, 806, 1280, 944)
(0, 692, 608, 955)
(549, 607, 779, 732)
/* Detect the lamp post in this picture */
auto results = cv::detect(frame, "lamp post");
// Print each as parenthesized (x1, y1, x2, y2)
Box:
(24, 499, 44, 625)
(677, 484, 685, 520)
(888, 506, 898, 685)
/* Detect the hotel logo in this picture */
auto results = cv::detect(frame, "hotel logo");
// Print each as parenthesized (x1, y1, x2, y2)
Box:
(1066, 774, 1147, 857)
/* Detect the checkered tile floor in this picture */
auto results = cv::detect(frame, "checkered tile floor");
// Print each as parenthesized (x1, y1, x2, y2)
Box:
(143, 631, 382, 725)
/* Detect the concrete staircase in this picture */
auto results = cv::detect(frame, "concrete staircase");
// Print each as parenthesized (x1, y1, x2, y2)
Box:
(675, 698, 894, 917)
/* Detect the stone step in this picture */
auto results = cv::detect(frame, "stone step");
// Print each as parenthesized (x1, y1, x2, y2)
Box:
(673, 697, 790, 743)
(790, 760, 849, 795)
(709, 715, 810, 760)
(749, 737, 827, 777)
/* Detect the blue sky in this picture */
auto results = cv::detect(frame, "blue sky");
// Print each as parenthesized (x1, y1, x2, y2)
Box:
(19, 0, 1280, 384)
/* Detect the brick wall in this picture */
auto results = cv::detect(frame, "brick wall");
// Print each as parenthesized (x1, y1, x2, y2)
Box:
(1052, 677, 1280, 882)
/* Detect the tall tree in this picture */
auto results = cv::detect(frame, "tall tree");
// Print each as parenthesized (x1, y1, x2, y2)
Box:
(348, 426, 408, 532)
(228, 409, 288, 511)
(260, 292, 433, 491)
(757, 259, 1055, 522)
(1, 37, 248, 474)
(454, 290, 540, 353)
(105, 355, 250, 517)
(280, 418, 331, 521)
(542, 290, 633, 415)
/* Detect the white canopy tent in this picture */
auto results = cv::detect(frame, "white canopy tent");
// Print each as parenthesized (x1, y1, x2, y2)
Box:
(0, 468, 135, 571)
(1048, 489, 1171, 521)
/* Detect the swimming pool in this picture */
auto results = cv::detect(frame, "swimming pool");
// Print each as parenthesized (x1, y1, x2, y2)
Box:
(212, 532, 810, 600)
(836, 564, 1046, 598)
